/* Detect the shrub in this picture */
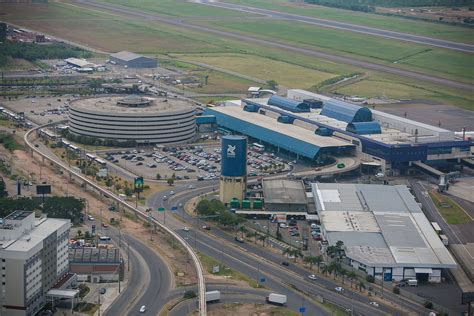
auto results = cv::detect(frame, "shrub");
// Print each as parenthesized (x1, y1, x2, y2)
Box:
(366, 275, 375, 283)
(184, 290, 196, 299)
(393, 287, 400, 294)
(424, 301, 433, 309)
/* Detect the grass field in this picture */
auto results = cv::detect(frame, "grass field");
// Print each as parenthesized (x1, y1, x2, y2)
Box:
(204, 19, 474, 83)
(176, 53, 339, 88)
(429, 191, 472, 225)
(222, 0, 474, 44)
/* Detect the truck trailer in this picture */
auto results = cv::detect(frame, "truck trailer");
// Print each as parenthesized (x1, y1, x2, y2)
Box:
(266, 293, 287, 305)
(205, 290, 221, 303)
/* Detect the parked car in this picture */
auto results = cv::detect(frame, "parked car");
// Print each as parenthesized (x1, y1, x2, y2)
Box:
(235, 236, 244, 243)
(335, 287, 344, 293)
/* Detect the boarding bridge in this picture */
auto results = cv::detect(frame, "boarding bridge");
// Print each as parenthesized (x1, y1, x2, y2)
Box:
(461, 158, 474, 169)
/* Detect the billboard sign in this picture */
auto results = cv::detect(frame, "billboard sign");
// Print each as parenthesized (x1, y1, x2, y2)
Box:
(36, 184, 51, 195)
(134, 177, 144, 193)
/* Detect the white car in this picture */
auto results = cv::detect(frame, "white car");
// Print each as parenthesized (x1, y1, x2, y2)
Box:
(88, 215, 94, 221)
(183, 227, 190, 232)
(279, 223, 288, 228)
(139, 305, 146, 313)
(335, 287, 344, 293)
(169, 190, 175, 195)
(308, 274, 317, 281)
(369, 301, 379, 307)
(162, 196, 168, 201)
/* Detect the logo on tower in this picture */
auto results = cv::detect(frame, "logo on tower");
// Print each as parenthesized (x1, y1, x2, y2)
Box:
(227, 144, 236, 158)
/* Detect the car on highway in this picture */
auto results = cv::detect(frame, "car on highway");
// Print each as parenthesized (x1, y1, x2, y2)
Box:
(183, 226, 189, 232)
(279, 223, 288, 228)
(162, 195, 168, 201)
(235, 236, 244, 243)
(308, 274, 317, 281)
(369, 301, 379, 307)
(202, 225, 211, 230)
(281, 261, 290, 267)
(139, 305, 146, 313)
(335, 287, 344, 293)
(88, 215, 94, 221)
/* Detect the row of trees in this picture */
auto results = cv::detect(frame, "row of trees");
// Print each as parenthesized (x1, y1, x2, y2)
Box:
(0, 133, 21, 152)
(0, 40, 92, 67)
(306, 0, 473, 8)
(195, 199, 245, 227)
(0, 196, 84, 224)
(305, 0, 375, 12)
(64, 130, 138, 147)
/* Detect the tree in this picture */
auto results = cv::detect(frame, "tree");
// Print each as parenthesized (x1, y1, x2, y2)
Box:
(0, 23, 6, 42)
(167, 178, 174, 186)
(340, 268, 348, 285)
(105, 178, 113, 187)
(283, 247, 292, 258)
(156, 173, 161, 180)
(266, 80, 278, 90)
(292, 249, 303, 263)
(358, 281, 366, 292)
(77, 230, 83, 238)
(239, 226, 248, 238)
(123, 186, 133, 197)
(303, 256, 318, 270)
(348, 271, 357, 288)
(257, 234, 267, 247)
(315, 255, 324, 273)
(0, 178, 8, 197)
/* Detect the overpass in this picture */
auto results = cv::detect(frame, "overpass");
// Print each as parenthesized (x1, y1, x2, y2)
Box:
(24, 123, 207, 316)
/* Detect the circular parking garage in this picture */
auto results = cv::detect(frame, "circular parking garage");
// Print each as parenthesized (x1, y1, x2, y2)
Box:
(68, 95, 196, 144)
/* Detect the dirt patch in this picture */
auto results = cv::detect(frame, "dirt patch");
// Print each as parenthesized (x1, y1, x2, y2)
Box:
(194, 303, 298, 316)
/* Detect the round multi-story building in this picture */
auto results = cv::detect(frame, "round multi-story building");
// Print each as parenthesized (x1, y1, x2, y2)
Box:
(68, 95, 196, 144)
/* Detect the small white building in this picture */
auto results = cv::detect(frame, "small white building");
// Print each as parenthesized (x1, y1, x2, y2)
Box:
(312, 183, 457, 283)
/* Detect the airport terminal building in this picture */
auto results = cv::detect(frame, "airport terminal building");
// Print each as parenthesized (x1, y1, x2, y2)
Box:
(201, 89, 473, 175)
(68, 95, 196, 144)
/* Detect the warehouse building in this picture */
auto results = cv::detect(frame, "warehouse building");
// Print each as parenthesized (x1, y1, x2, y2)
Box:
(263, 179, 307, 213)
(109, 51, 157, 68)
(312, 183, 457, 283)
(69, 248, 123, 282)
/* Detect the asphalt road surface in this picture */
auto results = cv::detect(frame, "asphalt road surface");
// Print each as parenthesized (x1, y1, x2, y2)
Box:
(197, 0, 474, 53)
(148, 184, 430, 315)
(75, 0, 473, 91)
(103, 229, 173, 316)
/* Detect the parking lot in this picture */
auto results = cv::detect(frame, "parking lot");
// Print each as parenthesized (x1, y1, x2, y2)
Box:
(102, 144, 292, 181)
(2, 95, 71, 125)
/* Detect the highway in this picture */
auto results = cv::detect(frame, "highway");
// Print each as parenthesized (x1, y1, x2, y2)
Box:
(197, 0, 474, 53)
(74, 0, 474, 92)
(148, 184, 431, 315)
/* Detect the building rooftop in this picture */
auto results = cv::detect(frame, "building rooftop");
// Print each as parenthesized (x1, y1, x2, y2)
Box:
(69, 248, 120, 263)
(110, 51, 146, 61)
(263, 179, 307, 204)
(312, 183, 457, 268)
(65, 58, 95, 68)
(70, 96, 195, 116)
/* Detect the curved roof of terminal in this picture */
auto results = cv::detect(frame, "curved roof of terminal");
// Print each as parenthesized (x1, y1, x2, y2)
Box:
(267, 95, 310, 113)
(347, 122, 381, 135)
(320, 100, 372, 123)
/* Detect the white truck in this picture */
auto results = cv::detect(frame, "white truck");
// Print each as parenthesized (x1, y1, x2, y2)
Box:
(205, 290, 221, 303)
(440, 234, 449, 246)
(266, 293, 287, 305)
(408, 279, 418, 287)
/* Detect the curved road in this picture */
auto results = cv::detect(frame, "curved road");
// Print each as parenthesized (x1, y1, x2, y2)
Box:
(75, 0, 473, 91)
(197, 0, 474, 53)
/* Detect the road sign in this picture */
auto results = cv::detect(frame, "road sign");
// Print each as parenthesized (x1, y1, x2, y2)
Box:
(171, 206, 178, 213)
(299, 307, 306, 314)
(212, 265, 220, 274)
(134, 177, 144, 193)
(158, 207, 165, 212)
(260, 277, 265, 283)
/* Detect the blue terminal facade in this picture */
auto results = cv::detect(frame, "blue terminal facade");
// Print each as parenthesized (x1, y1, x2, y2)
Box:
(201, 95, 473, 171)
(221, 135, 247, 177)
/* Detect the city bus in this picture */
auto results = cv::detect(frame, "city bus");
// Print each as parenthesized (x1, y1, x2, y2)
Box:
(431, 222, 442, 235)
(252, 143, 265, 153)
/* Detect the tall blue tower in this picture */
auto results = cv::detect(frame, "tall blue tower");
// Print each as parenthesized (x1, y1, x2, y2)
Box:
(219, 135, 247, 204)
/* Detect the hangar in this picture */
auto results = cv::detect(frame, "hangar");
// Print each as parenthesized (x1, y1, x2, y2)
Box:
(109, 51, 157, 68)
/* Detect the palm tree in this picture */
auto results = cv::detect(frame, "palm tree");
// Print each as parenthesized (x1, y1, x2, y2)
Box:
(340, 268, 348, 285)
(257, 234, 267, 247)
(303, 256, 319, 270)
(239, 226, 248, 239)
(358, 281, 366, 292)
(314, 255, 324, 273)
(293, 249, 303, 263)
(328, 261, 341, 280)
(247, 231, 258, 244)
(348, 271, 357, 288)
(282, 247, 292, 258)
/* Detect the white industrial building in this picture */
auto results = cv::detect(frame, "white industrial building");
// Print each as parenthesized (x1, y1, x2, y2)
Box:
(312, 183, 457, 283)
(0, 211, 72, 316)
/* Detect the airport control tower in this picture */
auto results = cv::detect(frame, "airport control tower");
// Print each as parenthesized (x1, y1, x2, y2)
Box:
(219, 135, 247, 204)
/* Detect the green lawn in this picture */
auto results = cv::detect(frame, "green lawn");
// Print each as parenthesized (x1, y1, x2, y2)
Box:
(177, 53, 339, 88)
(102, 0, 250, 17)
(222, 0, 474, 44)
(203, 19, 474, 83)
(429, 192, 472, 225)
(198, 252, 259, 288)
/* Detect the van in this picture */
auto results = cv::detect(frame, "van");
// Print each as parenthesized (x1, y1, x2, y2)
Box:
(408, 279, 418, 286)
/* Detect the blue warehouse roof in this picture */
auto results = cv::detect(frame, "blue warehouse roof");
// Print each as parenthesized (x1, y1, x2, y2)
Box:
(321, 100, 372, 123)
(347, 122, 381, 135)
(267, 95, 310, 113)
(204, 108, 322, 159)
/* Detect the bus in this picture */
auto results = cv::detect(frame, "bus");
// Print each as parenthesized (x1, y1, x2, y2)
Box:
(252, 143, 265, 153)
(431, 222, 442, 235)
(95, 157, 107, 167)
(85, 153, 97, 161)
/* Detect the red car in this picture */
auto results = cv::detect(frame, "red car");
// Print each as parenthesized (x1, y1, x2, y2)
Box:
(101, 223, 109, 228)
